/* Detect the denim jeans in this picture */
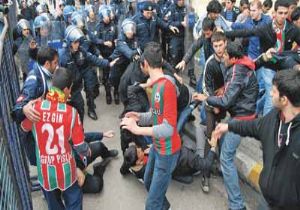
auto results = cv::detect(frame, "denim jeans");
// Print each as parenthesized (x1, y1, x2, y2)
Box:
(255, 67, 275, 116)
(144, 147, 180, 210)
(42, 181, 83, 210)
(220, 120, 245, 210)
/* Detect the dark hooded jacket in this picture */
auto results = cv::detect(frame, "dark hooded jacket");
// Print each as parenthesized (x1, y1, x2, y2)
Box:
(207, 56, 258, 117)
(229, 109, 300, 209)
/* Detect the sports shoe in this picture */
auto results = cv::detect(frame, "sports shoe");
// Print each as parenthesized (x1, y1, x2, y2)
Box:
(201, 176, 210, 193)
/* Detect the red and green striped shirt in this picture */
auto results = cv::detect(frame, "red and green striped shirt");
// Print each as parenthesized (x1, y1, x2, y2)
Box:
(21, 88, 85, 191)
(151, 77, 181, 155)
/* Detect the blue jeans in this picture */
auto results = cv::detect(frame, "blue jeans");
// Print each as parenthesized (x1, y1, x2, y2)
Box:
(255, 67, 275, 116)
(220, 121, 245, 210)
(144, 147, 179, 210)
(42, 182, 83, 210)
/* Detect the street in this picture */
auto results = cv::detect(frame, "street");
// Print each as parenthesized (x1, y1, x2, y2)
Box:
(31, 84, 260, 210)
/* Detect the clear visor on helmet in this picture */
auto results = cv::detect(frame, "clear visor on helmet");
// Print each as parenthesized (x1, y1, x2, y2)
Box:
(65, 26, 84, 43)
(122, 22, 136, 34)
(18, 19, 31, 30)
(33, 16, 51, 37)
(72, 15, 85, 29)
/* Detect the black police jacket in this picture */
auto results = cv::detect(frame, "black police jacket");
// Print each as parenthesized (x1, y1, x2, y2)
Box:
(207, 56, 258, 117)
(132, 13, 170, 50)
(225, 20, 300, 53)
(229, 109, 300, 209)
(167, 3, 186, 37)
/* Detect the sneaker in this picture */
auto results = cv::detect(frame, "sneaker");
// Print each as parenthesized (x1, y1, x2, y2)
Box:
(201, 176, 210, 193)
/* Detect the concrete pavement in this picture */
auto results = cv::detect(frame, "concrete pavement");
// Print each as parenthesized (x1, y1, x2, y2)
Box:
(31, 85, 260, 210)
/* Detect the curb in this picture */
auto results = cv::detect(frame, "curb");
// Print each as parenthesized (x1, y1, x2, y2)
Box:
(182, 122, 263, 193)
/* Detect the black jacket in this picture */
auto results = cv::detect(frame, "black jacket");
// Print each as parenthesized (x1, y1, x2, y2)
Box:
(225, 20, 300, 53)
(229, 109, 300, 209)
(202, 55, 225, 96)
(207, 56, 258, 117)
(183, 36, 214, 63)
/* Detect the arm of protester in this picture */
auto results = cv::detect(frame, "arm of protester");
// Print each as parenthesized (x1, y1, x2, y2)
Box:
(77, 168, 86, 187)
(11, 75, 42, 123)
(121, 117, 154, 136)
(180, 36, 204, 68)
(214, 117, 262, 141)
(206, 70, 245, 110)
(103, 130, 115, 138)
(20, 117, 33, 132)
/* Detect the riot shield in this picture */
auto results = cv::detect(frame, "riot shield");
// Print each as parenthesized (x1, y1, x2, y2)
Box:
(16, 35, 35, 74)
(48, 20, 66, 50)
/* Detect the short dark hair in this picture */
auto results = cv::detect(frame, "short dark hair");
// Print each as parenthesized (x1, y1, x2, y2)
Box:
(263, 0, 273, 8)
(206, 0, 222, 14)
(240, 0, 249, 7)
(274, 0, 290, 11)
(37, 47, 58, 66)
(124, 144, 138, 167)
(272, 69, 300, 107)
(202, 17, 215, 31)
(143, 42, 162, 68)
(52, 67, 72, 90)
(211, 31, 227, 43)
(226, 42, 244, 59)
(291, 6, 300, 21)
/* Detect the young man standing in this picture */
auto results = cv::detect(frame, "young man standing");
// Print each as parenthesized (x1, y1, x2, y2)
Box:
(120, 42, 181, 210)
(225, 0, 300, 115)
(214, 69, 300, 210)
(21, 67, 90, 210)
(193, 42, 258, 210)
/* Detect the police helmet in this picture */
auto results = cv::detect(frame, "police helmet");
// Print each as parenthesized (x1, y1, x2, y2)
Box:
(33, 14, 51, 30)
(121, 18, 136, 34)
(63, 5, 76, 22)
(98, 5, 110, 19)
(58, 0, 65, 6)
(17, 19, 31, 33)
(65, 25, 84, 44)
(36, 3, 47, 14)
(71, 13, 85, 30)
(107, 5, 116, 18)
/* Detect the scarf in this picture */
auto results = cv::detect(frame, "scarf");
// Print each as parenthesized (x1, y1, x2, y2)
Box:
(46, 87, 66, 103)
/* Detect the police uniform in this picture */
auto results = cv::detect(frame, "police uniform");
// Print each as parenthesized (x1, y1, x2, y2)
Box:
(59, 36, 110, 122)
(132, 2, 170, 50)
(166, 1, 186, 67)
(96, 20, 118, 104)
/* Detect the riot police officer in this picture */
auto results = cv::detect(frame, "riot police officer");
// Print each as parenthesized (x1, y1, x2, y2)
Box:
(97, 5, 118, 104)
(132, 0, 179, 50)
(166, 0, 187, 68)
(13, 19, 33, 81)
(109, 18, 139, 104)
(63, 5, 76, 25)
(59, 25, 118, 121)
(71, 13, 101, 120)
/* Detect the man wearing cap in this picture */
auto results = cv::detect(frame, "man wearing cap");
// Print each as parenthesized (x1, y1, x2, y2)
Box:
(132, 0, 179, 50)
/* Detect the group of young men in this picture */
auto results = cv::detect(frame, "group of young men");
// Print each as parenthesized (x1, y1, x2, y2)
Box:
(7, 0, 300, 209)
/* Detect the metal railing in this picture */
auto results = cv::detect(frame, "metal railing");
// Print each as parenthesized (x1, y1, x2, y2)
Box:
(0, 1, 32, 209)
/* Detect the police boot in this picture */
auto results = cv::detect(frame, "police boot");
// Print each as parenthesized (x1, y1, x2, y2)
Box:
(113, 89, 120, 105)
(87, 97, 98, 120)
(105, 85, 112, 105)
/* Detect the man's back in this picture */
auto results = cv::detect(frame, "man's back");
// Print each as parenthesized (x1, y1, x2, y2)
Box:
(21, 92, 85, 191)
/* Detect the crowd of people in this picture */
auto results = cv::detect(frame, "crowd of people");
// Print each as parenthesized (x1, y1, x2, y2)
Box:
(6, 0, 300, 209)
